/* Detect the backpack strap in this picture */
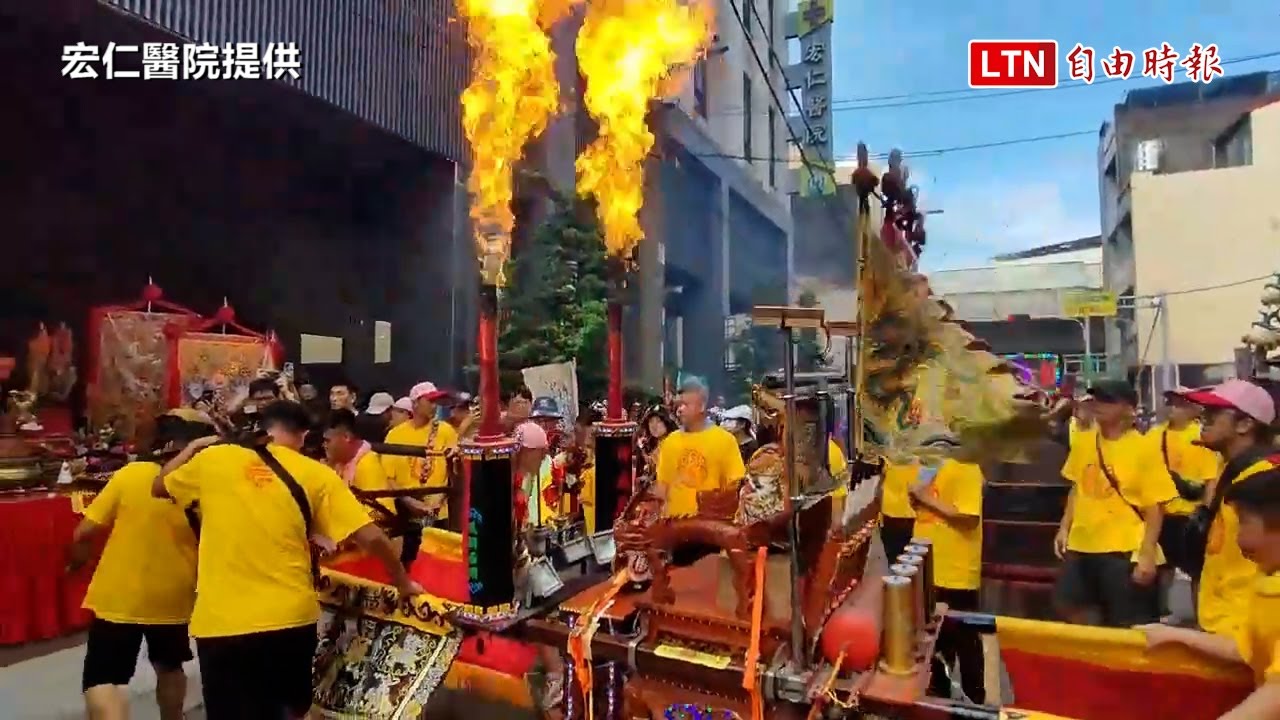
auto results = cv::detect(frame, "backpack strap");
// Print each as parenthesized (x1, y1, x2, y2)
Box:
(1095, 433, 1144, 521)
(251, 445, 318, 584)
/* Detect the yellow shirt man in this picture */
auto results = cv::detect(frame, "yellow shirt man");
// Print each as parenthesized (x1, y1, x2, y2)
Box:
(656, 424, 746, 517)
(383, 419, 459, 521)
(882, 461, 919, 520)
(164, 443, 373, 638)
(1235, 572, 1280, 686)
(1062, 429, 1177, 555)
(912, 460, 984, 590)
(1201, 458, 1277, 636)
(1150, 421, 1223, 516)
(348, 450, 395, 516)
(83, 461, 198, 624)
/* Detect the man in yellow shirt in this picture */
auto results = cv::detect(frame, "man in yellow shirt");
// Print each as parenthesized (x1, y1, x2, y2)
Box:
(324, 409, 399, 560)
(383, 381, 460, 562)
(881, 460, 920, 566)
(1183, 380, 1279, 637)
(153, 401, 418, 720)
(910, 458, 986, 704)
(1142, 466, 1280, 719)
(656, 379, 746, 564)
(1054, 380, 1177, 627)
(1152, 389, 1223, 576)
(68, 412, 208, 720)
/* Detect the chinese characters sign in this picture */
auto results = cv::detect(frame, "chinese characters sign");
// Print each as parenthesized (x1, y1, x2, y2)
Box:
(1065, 42, 1223, 84)
(61, 41, 302, 80)
(787, 0, 835, 197)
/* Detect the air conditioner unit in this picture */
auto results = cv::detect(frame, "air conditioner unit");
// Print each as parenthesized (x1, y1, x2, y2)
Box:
(1134, 139, 1162, 173)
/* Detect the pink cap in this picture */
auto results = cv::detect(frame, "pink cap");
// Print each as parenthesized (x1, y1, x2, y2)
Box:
(409, 381, 448, 402)
(1183, 379, 1276, 425)
(514, 421, 549, 450)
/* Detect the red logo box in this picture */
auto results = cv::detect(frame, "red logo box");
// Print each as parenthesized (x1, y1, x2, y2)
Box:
(968, 40, 1059, 88)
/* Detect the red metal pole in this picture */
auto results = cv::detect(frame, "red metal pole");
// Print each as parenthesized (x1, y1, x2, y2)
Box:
(476, 284, 503, 439)
(607, 300, 623, 421)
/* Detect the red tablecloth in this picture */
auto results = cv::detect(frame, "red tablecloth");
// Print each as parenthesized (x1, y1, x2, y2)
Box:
(0, 493, 94, 645)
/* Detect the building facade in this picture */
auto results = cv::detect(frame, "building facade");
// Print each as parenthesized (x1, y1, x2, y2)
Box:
(1098, 72, 1280, 392)
(3, 0, 475, 401)
(627, 0, 794, 395)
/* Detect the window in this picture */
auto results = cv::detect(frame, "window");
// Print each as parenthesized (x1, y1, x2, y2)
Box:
(768, 106, 777, 186)
(766, 0, 775, 44)
(743, 73, 753, 163)
(745, 0, 755, 38)
(1214, 116, 1253, 168)
(693, 57, 708, 118)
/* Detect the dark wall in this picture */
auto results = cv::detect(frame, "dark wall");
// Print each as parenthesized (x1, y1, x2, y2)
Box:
(656, 148, 721, 390)
(790, 185, 857, 287)
(0, 17, 468, 408)
(728, 189, 787, 313)
(965, 318, 1106, 356)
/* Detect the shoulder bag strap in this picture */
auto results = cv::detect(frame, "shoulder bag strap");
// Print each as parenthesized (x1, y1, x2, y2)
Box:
(1204, 446, 1277, 523)
(252, 445, 318, 583)
(1095, 433, 1144, 521)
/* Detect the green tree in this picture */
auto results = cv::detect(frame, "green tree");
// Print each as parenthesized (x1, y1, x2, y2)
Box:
(498, 196, 610, 402)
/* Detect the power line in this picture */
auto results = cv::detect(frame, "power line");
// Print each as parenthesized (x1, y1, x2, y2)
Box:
(1143, 273, 1277, 299)
(711, 50, 1280, 116)
(675, 128, 1095, 165)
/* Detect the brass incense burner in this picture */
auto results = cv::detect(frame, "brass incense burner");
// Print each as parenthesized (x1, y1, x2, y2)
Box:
(0, 403, 48, 491)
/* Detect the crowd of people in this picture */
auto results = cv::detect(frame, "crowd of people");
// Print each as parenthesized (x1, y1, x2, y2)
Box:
(63, 360, 1280, 719)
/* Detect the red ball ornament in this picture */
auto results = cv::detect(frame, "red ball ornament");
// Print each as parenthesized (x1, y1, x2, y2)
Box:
(214, 304, 236, 325)
(141, 282, 163, 303)
(820, 605, 880, 672)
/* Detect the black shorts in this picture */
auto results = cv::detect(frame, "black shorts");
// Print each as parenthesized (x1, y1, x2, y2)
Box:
(82, 618, 192, 691)
(1159, 513, 1192, 574)
(196, 624, 317, 719)
(1054, 551, 1160, 627)
(880, 515, 915, 565)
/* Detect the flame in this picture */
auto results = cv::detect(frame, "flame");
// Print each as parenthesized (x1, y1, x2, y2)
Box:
(457, 0, 578, 285)
(575, 0, 713, 260)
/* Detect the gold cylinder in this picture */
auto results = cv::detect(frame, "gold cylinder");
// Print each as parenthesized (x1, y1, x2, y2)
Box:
(906, 539, 936, 621)
(891, 561, 923, 630)
(880, 574, 916, 675)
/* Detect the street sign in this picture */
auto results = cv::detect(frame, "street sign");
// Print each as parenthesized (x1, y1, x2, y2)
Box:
(787, 0, 835, 197)
(1062, 290, 1118, 317)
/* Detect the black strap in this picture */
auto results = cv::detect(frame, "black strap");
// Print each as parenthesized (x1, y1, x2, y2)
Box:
(251, 445, 319, 584)
(1095, 433, 1144, 521)
(184, 505, 201, 538)
(1203, 446, 1278, 525)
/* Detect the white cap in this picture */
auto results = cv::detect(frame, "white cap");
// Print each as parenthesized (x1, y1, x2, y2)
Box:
(720, 404, 753, 424)
(365, 392, 395, 415)
(409, 381, 447, 402)
(393, 397, 413, 413)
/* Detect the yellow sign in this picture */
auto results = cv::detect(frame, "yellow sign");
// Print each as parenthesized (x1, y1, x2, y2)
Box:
(795, 0, 834, 37)
(654, 642, 733, 669)
(1062, 290, 1118, 318)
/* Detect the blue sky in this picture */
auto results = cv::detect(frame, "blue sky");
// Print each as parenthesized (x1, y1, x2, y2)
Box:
(826, 0, 1278, 270)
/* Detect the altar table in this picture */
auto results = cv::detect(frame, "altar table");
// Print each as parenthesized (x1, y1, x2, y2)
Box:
(0, 493, 95, 645)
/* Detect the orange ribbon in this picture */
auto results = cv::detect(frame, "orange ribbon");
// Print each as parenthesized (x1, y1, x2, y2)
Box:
(568, 570, 629, 720)
(743, 546, 767, 720)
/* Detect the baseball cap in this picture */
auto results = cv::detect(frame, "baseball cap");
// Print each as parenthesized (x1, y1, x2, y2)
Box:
(409, 381, 449, 402)
(1183, 379, 1277, 425)
(1086, 379, 1138, 407)
(392, 397, 413, 413)
(514, 421, 549, 449)
(530, 396, 562, 418)
(365, 392, 394, 415)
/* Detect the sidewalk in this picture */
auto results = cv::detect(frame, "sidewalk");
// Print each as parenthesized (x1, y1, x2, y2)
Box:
(0, 640, 203, 719)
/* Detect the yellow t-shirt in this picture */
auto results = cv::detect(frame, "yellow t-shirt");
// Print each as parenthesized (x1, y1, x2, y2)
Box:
(656, 425, 747, 517)
(830, 440, 850, 499)
(881, 461, 919, 520)
(350, 450, 395, 516)
(383, 419, 459, 520)
(1149, 422, 1223, 516)
(1200, 458, 1277, 637)
(1233, 572, 1280, 686)
(83, 461, 198, 625)
(579, 464, 597, 534)
(1068, 418, 1094, 449)
(164, 443, 374, 638)
(912, 460, 984, 590)
(1062, 429, 1177, 555)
